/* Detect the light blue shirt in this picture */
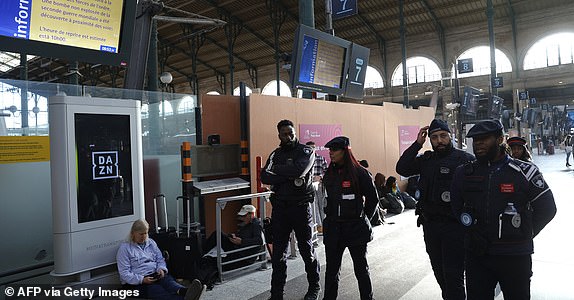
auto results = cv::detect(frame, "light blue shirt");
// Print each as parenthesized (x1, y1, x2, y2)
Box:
(116, 238, 168, 285)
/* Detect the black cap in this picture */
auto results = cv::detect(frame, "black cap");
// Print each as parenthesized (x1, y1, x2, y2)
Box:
(467, 120, 504, 138)
(428, 119, 451, 134)
(325, 136, 350, 149)
(507, 136, 526, 146)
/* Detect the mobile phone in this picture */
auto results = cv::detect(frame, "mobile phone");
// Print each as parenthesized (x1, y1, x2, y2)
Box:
(146, 272, 160, 280)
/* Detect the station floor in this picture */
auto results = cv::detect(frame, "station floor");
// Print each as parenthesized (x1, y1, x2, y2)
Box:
(201, 150, 574, 300)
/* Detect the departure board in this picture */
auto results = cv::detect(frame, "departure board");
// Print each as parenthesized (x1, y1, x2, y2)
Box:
(298, 35, 346, 89)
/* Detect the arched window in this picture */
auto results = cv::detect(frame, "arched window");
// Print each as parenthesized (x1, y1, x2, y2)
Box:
(524, 32, 574, 70)
(158, 101, 173, 116)
(177, 96, 196, 114)
(233, 86, 252, 96)
(454, 46, 512, 78)
(391, 56, 442, 86)
(262, 80, 292, 97)
(365, 66, 384, 88)
(206, 91, 220, 95)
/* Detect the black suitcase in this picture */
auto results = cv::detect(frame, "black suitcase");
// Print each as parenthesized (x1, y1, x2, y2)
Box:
(166, 196, 202, 280)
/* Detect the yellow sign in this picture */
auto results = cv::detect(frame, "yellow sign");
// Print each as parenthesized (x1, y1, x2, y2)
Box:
(28, 0, 124, 53)
(0, 136, 50, 164)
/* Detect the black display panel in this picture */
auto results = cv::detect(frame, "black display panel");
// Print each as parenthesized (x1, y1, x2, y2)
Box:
(290, 25, 351, 95)
(75, 113, 133, 223)
(0, 0, 137, 66)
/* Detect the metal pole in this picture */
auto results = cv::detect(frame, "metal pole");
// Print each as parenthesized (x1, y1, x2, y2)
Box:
(487, 0, 497, 96)
(325, 0, 334, 35)
(399, 0, 409, 107)
(20, 54, 29, 136)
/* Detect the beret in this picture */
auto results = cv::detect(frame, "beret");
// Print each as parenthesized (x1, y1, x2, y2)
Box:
(467, 120, 504, 138)
(428, 119, 451, 134)
(325, 136, 350, 149)
(507, 136, 527, 146)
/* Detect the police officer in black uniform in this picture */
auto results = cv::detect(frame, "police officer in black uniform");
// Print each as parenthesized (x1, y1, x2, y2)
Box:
(451, 120, 557, 300)
(261, 119, 321, 300)
(396, 119, 474, 300)
(322, 136, 378, 300)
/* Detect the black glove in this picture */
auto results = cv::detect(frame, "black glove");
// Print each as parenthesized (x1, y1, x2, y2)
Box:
(416, 215, 425, 227)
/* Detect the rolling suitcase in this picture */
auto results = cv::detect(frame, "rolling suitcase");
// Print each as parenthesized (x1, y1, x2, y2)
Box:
(167, 196, 203, 280)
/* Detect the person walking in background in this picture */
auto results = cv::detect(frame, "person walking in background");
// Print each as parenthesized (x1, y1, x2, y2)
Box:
(322, 136, 379, 300)
(451, 120, 556, 299)
(261, 120, 321, 300)
(507, 136, 532, 162)
(306, 141, 328, 233)
(396, 119, 475, 300)
(563, 134, 572, 167)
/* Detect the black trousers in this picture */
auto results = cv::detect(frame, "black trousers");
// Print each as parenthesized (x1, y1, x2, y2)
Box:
(270, 203, 320, 298)
(323, 243, 372, 300)
(422, 220, 466, 300)
(466, 254, 532, 300)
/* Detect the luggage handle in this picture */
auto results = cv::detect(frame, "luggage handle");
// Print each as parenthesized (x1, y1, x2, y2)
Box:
(176, 196, 191, 238)
(153, 194, 168, 234)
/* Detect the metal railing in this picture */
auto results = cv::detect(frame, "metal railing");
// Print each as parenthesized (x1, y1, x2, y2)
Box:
(215, 191, 272, 282)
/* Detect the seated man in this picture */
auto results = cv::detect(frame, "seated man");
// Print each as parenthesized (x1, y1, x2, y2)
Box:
(203, 204, 263, 260)
(116, 219, 205, 300)
(200, 204, 264, 287)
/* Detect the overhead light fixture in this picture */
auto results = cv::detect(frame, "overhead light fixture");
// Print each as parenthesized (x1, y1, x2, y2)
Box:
(558, 81, 563, 84)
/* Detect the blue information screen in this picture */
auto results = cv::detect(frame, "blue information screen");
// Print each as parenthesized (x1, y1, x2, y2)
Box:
(298, 35, 346, 89)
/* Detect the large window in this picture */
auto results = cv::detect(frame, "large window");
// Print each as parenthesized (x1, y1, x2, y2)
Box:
(391, 57, 442, 86)
(365, 66, 384, 88)
(233, 86, 252, 96)
(524, 33, 574, 70)
(262, 80, 292, 97)
(177, 96, 196, 114)
(454, 46, 512, 78)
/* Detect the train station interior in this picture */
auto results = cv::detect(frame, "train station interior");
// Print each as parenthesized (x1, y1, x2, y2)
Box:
(1, 0, 573, 299)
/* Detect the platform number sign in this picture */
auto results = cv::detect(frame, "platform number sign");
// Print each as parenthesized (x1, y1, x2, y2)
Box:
(518, 90, 529, 101)
(92, 151, 119, 180)
(457, 58, 473, 74)
(344, 42, 370, 99)
(332, 0, 358, 20)
(492, 76, 503, 88)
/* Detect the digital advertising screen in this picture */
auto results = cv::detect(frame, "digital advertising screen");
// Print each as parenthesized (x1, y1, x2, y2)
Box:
(298, 34, 347, 89)
(75, 113, 133, 223)
(0, 0, 124, 53)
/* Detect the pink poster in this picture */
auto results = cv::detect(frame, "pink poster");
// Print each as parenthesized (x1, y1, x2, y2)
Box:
(299, 124, 343, 164)
(398, 125, 420, 156)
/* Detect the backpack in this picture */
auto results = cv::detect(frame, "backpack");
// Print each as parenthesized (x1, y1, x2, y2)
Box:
(385, 193, 405, 214)
(400, 192, 417, 209)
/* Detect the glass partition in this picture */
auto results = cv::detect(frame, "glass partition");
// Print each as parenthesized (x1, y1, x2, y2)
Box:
(0, 79, 197, 278)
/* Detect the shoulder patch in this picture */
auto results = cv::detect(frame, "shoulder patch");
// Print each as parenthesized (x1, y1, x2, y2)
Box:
(530, 174, 546, 189)
(509, 158, 538, 180)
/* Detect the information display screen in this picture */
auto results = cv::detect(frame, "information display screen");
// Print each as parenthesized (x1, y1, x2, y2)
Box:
(290, 25, 351, 96)
(75, 113, 133, 223)
(0, 0, 124, 53)
(298, 35, 346, 89)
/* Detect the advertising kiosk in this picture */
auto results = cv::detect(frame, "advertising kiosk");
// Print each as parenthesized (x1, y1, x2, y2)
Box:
(49, 96, 144, 278)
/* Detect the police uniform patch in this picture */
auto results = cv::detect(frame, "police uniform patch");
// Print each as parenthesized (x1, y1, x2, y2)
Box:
(531, 174, 545, 189)
(440, 167, 450, 174)
(441, 191, 451, 202)
(512, 214, 522, 228)
(460, 213, 473, 226)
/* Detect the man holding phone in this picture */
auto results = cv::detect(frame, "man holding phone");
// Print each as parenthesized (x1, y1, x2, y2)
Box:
(202, 204, 263, 255)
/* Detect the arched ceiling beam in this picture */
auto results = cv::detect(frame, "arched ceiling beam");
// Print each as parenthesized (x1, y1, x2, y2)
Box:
(158, 37, 224, 76)
(199, 0, 279, 52)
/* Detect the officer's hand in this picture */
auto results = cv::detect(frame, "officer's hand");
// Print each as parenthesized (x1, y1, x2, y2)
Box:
(417, 126, 430, 146)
